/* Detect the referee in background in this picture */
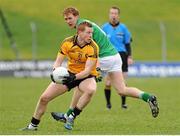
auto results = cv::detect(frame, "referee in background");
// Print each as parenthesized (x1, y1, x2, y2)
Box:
(102, 6, 133, 109)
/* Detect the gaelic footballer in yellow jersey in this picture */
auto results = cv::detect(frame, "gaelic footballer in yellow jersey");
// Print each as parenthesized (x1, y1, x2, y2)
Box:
(21, 22, 99, 131)
(58, 35, 99, 76)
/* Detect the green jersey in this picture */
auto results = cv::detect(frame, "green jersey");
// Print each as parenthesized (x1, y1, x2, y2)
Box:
(76, 18, 117, 58)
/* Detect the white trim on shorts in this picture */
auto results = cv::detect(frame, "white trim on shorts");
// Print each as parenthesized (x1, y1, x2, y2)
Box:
(99, 53, 122, 77)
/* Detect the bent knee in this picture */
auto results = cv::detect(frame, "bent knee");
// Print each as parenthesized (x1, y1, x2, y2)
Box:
(116, 88, 126, 96)
(39, 95, 51, 104)
(86, 88, 96, 96)
(105, 84, 111, 90)
(105, 81, 111, 87)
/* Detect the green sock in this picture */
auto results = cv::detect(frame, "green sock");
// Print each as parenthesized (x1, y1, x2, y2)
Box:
(66, 108, 74, 116)
(140, 92, 151, 102)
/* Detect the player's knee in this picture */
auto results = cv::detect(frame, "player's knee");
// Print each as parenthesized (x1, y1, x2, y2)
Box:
(39, 95, 50, 104)
(105, 81, 111, 88)
(86, 88, 96, 97)
(117, 87, 126, 96)
(105, 84, 111, 90)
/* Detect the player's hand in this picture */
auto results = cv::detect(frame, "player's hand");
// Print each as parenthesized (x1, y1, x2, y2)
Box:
(96, 76, 103, 82)
(50, 73, 55, 83)
(62, 74, 76, 84)
(96, 67, 103, 82)
(128, 56, 133, 65)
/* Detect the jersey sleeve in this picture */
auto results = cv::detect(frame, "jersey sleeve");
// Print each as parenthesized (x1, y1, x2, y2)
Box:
(123, 25, 131, 44)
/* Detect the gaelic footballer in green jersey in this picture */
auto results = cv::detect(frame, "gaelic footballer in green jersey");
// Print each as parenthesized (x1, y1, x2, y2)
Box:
(51, 8, 159, 129)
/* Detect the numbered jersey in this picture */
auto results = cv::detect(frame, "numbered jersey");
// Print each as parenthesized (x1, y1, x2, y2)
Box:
(58, 35, 99, 76)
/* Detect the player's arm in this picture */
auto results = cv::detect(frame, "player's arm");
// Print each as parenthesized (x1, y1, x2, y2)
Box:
(53, 54, 65, 69)
(53, 40, 67, 69)
(75, 59, 97, 80)
(125, 42, 132, 57)
(125, 37, 133, 65)
(124, 26, 132, 57)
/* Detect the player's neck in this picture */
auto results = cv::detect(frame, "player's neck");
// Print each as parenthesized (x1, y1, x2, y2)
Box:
(77, 36, 86, 47)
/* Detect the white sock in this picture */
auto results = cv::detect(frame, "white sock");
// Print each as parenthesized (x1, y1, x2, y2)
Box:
(69, 114, 74, 119)
(28, 123, 37, 129)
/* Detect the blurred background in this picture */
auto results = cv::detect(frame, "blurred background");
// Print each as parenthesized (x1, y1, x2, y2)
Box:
(0, 0, 180, 78)
(1, 0, 180, 135)
(0, 0, 180, 60)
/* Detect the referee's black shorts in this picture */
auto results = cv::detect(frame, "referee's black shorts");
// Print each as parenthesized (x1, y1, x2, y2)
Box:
(119, 52, 128, 72)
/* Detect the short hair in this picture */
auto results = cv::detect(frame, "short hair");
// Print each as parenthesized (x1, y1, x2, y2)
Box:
(63, 7, 79, 16)
(110, 6, 120, 14)
(77, 22, 92, 32)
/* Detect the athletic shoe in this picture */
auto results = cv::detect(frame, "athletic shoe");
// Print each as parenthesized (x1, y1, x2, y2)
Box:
(121, 104, 128, 109)
(148, 95, 159, 118)
(20, 124, 37, 131)
(64, 116, 74, 130)
(106, 103, 112, 109)
(51, 112, 67, 123)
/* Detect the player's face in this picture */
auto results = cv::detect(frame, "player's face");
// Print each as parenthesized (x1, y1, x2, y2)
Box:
(79, 27, 93, 43)
(109, 8, 119, 24)
(64, 13, 78, 28)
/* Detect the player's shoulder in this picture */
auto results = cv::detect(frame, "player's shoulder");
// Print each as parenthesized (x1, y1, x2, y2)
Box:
(89, 39, 99, 49)
(78, 18, 92, 25)
(88, 40, 99, 57)
(63, 36, 74, 43)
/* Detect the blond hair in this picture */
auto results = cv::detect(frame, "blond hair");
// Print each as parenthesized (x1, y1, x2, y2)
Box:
(63, 7, 79, 16)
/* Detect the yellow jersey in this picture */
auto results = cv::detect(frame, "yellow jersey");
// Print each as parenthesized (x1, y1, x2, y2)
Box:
(58, 35, 99, 76)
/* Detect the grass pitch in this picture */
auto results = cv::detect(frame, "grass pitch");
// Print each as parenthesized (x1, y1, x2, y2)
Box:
(0, 77, 180, 135)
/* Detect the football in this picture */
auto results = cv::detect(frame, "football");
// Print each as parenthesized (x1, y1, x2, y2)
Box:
(51, 67, 69, 84)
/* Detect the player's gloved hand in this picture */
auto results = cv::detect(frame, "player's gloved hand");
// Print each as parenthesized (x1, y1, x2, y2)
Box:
(62, 74, 76, 84)
(50, 73, 55, 83)
(96, 67, 103, 82)
(50, 68, 56, 83)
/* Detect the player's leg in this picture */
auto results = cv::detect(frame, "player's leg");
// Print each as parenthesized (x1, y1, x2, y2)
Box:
(21, 82, 68, 130)
(109, 71, 159, 117)
(64, 77, 96, 130)
(120, 52, 129, 109)
(51, 87, 82, 122)
(104, 74, 112, 109)
(121, 72, 128, 109)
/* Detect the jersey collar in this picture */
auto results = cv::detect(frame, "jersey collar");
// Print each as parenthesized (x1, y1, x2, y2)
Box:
(109, 22, 119, 27)
(73, 35, 91, 49)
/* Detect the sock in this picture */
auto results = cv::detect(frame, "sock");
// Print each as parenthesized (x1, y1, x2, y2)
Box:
(66, 108, 74, 116)
(140, 92, 151, 102)
(104, 89, 111, 104)
(121, 96, 126, 105)
(70, 107, 82, 119)
(30, 117, 40, 127)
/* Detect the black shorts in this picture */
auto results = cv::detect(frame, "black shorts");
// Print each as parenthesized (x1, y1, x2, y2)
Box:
(63, 72, 95, 91)
(119, 52, 128, 72)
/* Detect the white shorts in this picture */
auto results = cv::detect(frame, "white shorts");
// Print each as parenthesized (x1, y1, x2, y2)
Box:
(99, 54, 122, 77)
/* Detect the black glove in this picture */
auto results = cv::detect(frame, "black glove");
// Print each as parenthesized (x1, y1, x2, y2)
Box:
(62, 74, 76, 84)
(50, 68, 56, 83)
(96, 67, 103, 82)
(96, 75, 103, 82)
(50, 73, 55, 83)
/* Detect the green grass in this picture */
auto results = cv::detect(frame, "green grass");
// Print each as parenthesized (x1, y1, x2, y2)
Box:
(0, 0, 180, 61)
(1, 77, 180, 134)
